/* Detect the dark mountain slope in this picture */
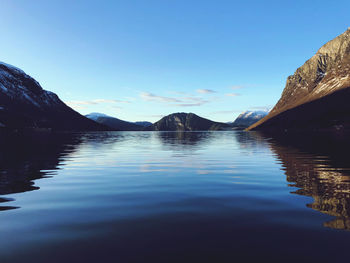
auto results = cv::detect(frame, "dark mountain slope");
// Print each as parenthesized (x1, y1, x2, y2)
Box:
(146, 113, 231, 131)
(0, 62, 107, 131)
(85, 113, 144, 131)
(252, 87, 350, 131)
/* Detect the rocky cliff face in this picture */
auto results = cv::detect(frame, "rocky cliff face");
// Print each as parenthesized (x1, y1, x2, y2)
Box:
(249, 28, 350, 131)
(0, 62, 107, 131)
(146, 113, 230, 131)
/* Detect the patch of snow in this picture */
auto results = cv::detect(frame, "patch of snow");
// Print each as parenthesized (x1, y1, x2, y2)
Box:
(41, 90, 60, 105)
(236, 110, 269, 121)
(86, 112, 110, 121)
(0, 61, 26, 75)
(314, 75, 349, 94)
(0, 84, 8, 92)
(22, 92, 40, 107)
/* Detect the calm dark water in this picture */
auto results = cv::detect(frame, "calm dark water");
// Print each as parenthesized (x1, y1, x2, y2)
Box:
(0, 130, 350, 263)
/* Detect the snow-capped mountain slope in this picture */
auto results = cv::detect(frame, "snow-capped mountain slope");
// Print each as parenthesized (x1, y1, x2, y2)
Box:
(86, 113, 153, 130)
(232, 110, 268, 128)
(85, 113, 145, 131)
(0, 62, 61, 108)
(0, 62, 107, 130)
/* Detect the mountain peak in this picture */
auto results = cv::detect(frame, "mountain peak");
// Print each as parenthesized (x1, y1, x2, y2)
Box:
(0, 61, 26, 75)
(0, 61, 107, 131)
(232, 110, 268, 129)
(85, 112, 110, 121)
(146, 112, 230, 131)
(248, 28, 350, 131)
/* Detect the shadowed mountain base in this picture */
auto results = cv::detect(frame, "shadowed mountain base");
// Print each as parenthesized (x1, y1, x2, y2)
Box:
(251, 87, 350, 132)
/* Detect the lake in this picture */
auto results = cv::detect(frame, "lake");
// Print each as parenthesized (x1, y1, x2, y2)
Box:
(0, 130, 350, 262)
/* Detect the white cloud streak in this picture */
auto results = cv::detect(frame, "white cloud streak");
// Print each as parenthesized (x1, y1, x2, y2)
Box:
(196, 89, 216, 94)
(66, 98, 130, 110)
(226, 93, 240, 97)
(140, 92, 210, 107)
(140, 92, 181, 103)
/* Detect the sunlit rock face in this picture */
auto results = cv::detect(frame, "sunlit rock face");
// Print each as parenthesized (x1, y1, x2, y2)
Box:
(249, 28, 350, 131)
(0, 62, 106, 131)
(265, 132, 350, 230)
(146, 113, 231, 131)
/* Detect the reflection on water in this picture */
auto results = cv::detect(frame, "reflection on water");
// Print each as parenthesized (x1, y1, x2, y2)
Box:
(157, 131, 213, 146)
(0, 131, 83, 209)
(1, 131, 350, 262)
(261, 132, 350, 230)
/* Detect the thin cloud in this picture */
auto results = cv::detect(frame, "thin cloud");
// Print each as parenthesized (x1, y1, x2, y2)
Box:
(176, 102, 205, 107)
(196, 89, 216, 94)
(67, 99, 129, 106)
(66, 98, 130, 110)
(226, 93, 241, 97)
(176, 97, 209, 107)
(93, 99, 130, 104)
(140, 92, 181, 103)
(140, 92, 211, 107)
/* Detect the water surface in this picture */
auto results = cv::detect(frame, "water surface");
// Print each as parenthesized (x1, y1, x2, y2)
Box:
(0, 131, 350, 262)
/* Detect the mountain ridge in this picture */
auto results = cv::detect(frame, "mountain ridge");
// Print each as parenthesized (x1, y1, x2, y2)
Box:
(85, 113, 151, 131)
(248, 28, 350, 131)
(146, 112, 231, 131)
(231, 110, 268, 129)
(0, 62, 108, 131)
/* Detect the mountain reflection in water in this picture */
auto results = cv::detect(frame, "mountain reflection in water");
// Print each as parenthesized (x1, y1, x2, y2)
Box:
(0, 131, 83, 210)
(1, 131, 350, 229)
(1, 131, 350, 230)
(1, 131, 350, 262)
(260, 131, 350, 230)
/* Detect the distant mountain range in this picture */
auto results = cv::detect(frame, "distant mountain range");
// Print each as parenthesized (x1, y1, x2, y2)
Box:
(248, 28, 350, 132)
(231, 110, 268, 129)
(85, 113, 152, 131)
(3, 24, 350, 135)
(145, 112, 231, 131)
(0, 62, 107, 131)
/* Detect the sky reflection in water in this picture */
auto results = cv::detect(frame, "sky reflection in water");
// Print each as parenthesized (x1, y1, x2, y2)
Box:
(0, 131, 350, 263)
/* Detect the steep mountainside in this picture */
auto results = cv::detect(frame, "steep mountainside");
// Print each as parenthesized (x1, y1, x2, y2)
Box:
(0, 62, 107, 131)
(248, 28, 350, 131)
(146, 113, 231, 131)
(86, 113, 144, 131)
(232, 110, 268, 128)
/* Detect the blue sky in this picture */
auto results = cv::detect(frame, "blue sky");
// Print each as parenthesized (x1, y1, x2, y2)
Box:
(0, 0, 349, 122)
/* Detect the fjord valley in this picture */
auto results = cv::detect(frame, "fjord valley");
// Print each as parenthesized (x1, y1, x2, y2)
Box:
(4, 29, 350, 134)
(1, 1, 350, 262)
